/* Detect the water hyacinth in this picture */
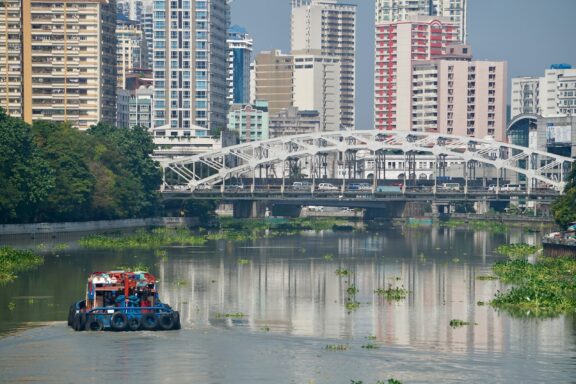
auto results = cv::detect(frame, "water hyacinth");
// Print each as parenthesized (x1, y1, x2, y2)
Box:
(490, 257, 576, 317)
(0, 247, 44, 284)
(495, 243, 538, 258)
(79, 228, 207, 249)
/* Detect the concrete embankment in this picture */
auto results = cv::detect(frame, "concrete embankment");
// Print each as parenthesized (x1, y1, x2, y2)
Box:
(0, 217, 199, 236)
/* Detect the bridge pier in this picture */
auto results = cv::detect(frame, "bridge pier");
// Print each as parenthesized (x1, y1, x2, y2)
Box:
(233, 201, 268, 219)
(271, 204, 302, 218)
(363, 202, 406, 220)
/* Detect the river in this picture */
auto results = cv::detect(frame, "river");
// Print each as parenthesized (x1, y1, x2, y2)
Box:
(0, 225, 575, 383)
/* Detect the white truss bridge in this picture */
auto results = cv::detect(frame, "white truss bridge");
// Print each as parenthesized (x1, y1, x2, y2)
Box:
(159, 130, 574, 194)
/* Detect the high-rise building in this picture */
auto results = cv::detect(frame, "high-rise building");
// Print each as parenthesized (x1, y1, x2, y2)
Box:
(291, 0, 356, 129)
(117, 15, 147, 89)
(375, 0, 467, 42)
(153, 0, 228, 132)
(142, 9, 154, 70)
(0, 0, 24, 119)
(374, 17, 460, 131)
(117, 85, 153, 129)
(0, 0, 117, 129)
(254, 50, 294, 116)
(293, 54, 341, 132)
(227, 25, 253, 105)
(511, 77, 540, 117)
(511, 65, 576, 119)
(227, 100, 269, 143)
(117, 0, 143, 21)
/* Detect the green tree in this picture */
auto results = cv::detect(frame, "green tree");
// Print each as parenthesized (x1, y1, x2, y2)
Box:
(552, 163, 576, 229)
(0, 110, 53, 223)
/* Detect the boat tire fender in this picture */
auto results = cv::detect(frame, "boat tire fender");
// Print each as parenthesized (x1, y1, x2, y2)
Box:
(85, 316, 104, 332)
(110, 312, 128, 331)
(68, 304, 76, 326)
(127, 316, 141, 331)
(141, 313, 158, 331)
(158, 313, 174, 330)
(172, 311, 181, 330)
(73, 312, 86, 331)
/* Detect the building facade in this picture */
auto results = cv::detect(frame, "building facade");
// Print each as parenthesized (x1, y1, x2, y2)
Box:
(374, 17, 460, 131)
(254, 50, 294, 116)
(511, 65, 576, 119)
(116, 85, 153, 129)
(0, 0, 117, 128)
(291, 0, 356, 129)
(117, 0, 143, 21)
(375, 0, 467, 42)
(153, 0, 228, 133)
(227, 100, 269, 143)
(227, 25, 252, 105)
(117, 15, 147, 89)
(269, 107, 320, 138)
(511, 77, 540, 117)
(293, 54, 341, 132)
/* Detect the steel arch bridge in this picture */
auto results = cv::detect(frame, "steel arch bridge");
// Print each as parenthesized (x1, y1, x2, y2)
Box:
(159, 130, 574, 194)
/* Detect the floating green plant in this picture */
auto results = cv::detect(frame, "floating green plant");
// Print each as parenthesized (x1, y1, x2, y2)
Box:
(115, 263, 150, 273)
(361, 343, 379, 349)
(375, 285, 408, 301)
(80, 228, 207, 250)
(260, 326, 270, 332)
(8, 302, 15, 311)
(0, 247, 44, 285)
(52, 243, 69, 252)
(345, 300, 360, 312)
(477, 275, 498, 281)
(325, 344, 350, 351)
(336, 268, 350, 276)
(323, 254, 334, 261)
(495, 243, 538, 258)
(347, 285, 359, 295)
(215, 312, 245, 319)
(449, 319, 476, 327)
(238, 258, 250, 265)
(490, 256, 576, 317)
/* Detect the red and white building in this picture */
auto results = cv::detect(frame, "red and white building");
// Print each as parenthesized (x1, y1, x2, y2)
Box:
(374, 16, 507, 141)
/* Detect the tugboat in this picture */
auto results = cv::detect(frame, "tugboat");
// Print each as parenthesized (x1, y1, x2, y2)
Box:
(68, 271, 181, 331)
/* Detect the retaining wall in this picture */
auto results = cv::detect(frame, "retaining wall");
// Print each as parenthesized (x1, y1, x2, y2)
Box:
(0, 217, 199, 235)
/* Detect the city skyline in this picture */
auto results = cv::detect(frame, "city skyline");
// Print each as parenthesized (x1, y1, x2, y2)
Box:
(232, 0, 576, 129)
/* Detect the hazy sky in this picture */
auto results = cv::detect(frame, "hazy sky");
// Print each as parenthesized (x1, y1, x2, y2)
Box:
(231, 0, 576, 129)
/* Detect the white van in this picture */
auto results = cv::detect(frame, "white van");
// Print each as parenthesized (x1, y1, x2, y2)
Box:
(440, 183, 460, 191)
(501, 184, 521, 192)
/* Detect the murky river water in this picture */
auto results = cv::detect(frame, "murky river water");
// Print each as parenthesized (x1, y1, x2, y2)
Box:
(0, 225, 575, 383)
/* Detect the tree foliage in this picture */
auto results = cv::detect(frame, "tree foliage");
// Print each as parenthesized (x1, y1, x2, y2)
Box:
(552, 163, 576, 229)
(0, 110, 162, 224)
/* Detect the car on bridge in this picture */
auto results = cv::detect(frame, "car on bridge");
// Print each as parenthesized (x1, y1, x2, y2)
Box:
(348, 183, 371, 191)
(439, 183, 461, 191)
(292, 181, 312, 190)
(500, 184, 521, 192)
(225, 183, 244, 190)
(317, 183, 339, 191)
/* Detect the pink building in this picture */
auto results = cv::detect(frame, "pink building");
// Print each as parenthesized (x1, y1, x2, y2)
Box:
(437, 61, 507, 141)
(375, 17, 460, 131)
(374, 16, 507, 141)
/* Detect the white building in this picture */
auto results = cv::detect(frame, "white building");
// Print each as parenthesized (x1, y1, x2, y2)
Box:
(150, 125, 220, 161)
(375, 0, 468, 42)
(291, 0, 356, 129)
(153, 0, 228, 132)
(511, 77, 540, 117)
(293, 55, 341, 132)
(116, 16, 147, 89)
(511, 65, 576, 119)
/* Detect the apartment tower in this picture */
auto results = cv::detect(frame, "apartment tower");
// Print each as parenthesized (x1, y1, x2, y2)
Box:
(291, 0, 357, 129)
(254, 50, 294, 116)
(375, 0, 467, 42)
(0, 0, 117, 128)
(227, 25, 253, 105)
(153, 0, 228, 132)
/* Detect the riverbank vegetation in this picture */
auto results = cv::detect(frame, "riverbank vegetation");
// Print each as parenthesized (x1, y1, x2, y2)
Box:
(79, 217, 356, 250)
(0, 109, 161, 224)
(490, 256, 576, 317)
(440, 219, 508, 233)
(552, 162, 576, 229)
(0, 247, 44, 284)
(80, 228, 207, 249)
